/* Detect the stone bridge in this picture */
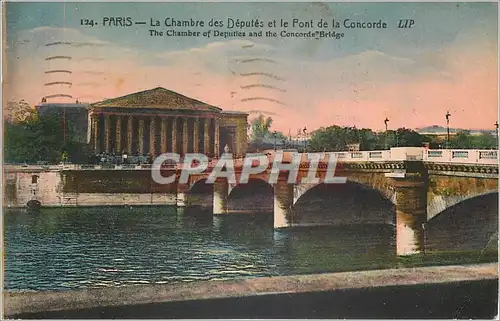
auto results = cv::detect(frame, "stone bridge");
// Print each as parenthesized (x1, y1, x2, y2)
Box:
(175, 150, 497, 255)
(182, 159, 497, 220)
(4, 148, 498, 255)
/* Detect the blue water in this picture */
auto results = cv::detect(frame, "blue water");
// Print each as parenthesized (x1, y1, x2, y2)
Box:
(3, 205, 497, 291)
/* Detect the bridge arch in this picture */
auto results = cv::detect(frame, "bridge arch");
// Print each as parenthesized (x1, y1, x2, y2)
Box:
(227, 178, 274, 213)
(186, 178, 213, 208)
(427, 190, 499, 221)
(189, 178, 213, 194)
(189, 176, 210, 191)
(425, 192, 498, 252)
(293, 181, 396, 226)
(227, 178, 273, 197)
(293, 178, 395, 206)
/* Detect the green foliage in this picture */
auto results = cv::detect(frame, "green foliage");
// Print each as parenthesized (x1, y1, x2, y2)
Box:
(449, 130, 473, 149)
(309, 126, 358, 151)
(249, 114, 287, 143)
(448, 130, 497, 149)
(309, 126, 389, 151)
(250, 114, 273, 142)
(385, 128, 424, 148)
(308, 126, 495, 152)
(471, 132, 497, 149)
(4, 112, 91, 164)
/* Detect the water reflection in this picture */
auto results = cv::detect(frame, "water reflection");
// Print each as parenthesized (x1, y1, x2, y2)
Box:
(3, 199, 498, 291)
(396, 211, 424, 256)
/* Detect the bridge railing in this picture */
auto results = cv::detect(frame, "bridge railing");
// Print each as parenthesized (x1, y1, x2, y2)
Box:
(423, 149, 499, 164)
(4, 148, 498, 172)
(328, 150, 392, 162)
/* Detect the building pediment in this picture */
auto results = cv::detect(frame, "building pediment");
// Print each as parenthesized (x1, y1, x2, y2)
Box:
(90, 87, 222, 112)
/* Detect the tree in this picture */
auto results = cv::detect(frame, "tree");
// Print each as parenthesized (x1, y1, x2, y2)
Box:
(309, 126, 357, 151)
(308, 126, 382, 152)
(248, 114, 289, 150)
(450, 130, 473, 149)
(357, 128, 380, 150)
(4, 110, 91, 164)
(308, 126, 431, 152)
(394, 128, 423, 147)
(472, 133, 497, 149)
(250, 114, 273, 143)
(421, 134, 441, 149)
(4, 99, 37, 124)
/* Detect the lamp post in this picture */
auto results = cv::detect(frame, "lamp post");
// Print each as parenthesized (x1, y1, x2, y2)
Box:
(495, 121, 499, 150)
(384, 118, 389, 149)
(296, 128, 300, 148)
(303, 127, 307, 152)
(445, 111, 451, 149)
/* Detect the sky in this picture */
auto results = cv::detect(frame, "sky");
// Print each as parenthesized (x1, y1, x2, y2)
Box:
(4, 2, 498, 132)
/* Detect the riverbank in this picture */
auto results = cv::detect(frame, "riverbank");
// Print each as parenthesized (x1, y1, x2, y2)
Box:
(4, 263, 498, 319)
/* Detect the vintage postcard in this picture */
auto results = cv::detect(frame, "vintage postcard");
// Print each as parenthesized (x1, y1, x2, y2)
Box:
(2, 1, 498, 319)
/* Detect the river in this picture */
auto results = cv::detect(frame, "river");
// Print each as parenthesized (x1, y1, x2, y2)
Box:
(3, 198, 498, 291)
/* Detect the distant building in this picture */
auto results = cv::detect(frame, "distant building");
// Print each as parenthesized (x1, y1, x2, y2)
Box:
(416, 125, 495, 138)
(87, 87, 248, 157)
(35, 102, 89, 143)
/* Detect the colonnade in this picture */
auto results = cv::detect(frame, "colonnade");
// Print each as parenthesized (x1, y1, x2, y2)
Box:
(91, 113, 220, 156)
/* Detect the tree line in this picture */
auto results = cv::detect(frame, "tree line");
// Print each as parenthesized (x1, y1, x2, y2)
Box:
(4, 103, 498, 164)
(4, 100, 91, 164)
(249, 115, 498, 151)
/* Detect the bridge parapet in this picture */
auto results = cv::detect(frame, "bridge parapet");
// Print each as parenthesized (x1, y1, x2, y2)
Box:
(423, 149, 498, 164)
(3, 148, 498, 173)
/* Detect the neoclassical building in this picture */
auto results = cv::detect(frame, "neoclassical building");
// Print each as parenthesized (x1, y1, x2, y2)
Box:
(88, 87, 248, 158)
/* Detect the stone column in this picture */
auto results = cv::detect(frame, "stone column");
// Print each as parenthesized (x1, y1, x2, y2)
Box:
(237, 118, 248, 158)
(87, 113, 92, 144)
(274, 180, 294, 228)
(104, 115, 111, 153)
(92, 115, 99, 152)
(193, 117, 200, 153)
(126, 116, 133, 154)
(234, 124, 241, 158)
(171, 117, 178, 153)
(182, 117, 189, 155)
(115, 115, 122, 153)
(138, 118, 145, 155)
(160, 118, 168, 153)
(392, 172, 428, 256)
(149, 116, 156, 155)
(214, 118, 220, 156)
(213, 178, 228, 214)
(204, 118, 210, 154)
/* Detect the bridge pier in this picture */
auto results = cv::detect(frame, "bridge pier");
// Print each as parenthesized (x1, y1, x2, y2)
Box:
(274, 181, 294, 228)
(392, 173, 428, 256)
(213, 179, 228, 215)
(176, 183, 190, 207)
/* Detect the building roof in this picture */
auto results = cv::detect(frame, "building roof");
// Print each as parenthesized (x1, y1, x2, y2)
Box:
(36, 103, 89, 108)
(221, 110, 249, 116)
(89, 87, 222, 112)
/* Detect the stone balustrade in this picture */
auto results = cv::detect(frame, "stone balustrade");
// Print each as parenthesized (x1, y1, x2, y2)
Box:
(4, 148, 498, 172)
(422, 149, 498, 164)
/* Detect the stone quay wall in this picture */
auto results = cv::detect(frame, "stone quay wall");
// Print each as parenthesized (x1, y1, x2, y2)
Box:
(4, 169, 179, 208)
(3, 263, 498, 319)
